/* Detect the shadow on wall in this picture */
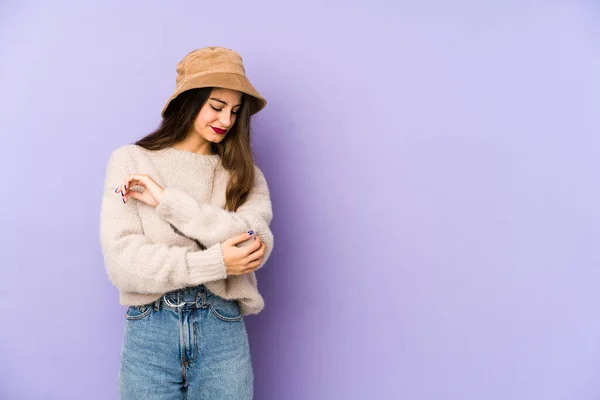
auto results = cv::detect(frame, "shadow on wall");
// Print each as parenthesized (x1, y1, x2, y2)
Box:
(243, 66, 314, 397)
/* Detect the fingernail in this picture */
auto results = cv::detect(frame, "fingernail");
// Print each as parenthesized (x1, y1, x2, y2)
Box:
(114, 188, 119, 193)
(247, 230, 254, 235)
(124, 185, 127, 191)
(122, 198, 126, 204)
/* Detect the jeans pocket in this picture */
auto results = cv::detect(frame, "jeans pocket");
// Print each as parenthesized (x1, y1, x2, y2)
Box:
(209, 298, 243, 322)
(125, 304, 153, 321)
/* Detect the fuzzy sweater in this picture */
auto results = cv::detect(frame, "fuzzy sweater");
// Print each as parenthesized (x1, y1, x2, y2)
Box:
(99, 144, 274, 315)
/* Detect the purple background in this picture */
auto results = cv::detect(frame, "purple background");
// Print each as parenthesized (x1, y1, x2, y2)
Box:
(1, 1, 599, 399)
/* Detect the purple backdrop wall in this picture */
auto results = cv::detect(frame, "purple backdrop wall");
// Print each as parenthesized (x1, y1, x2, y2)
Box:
(1, 1, 599, 399)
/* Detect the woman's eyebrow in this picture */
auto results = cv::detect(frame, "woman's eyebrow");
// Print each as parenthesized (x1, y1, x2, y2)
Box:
(209, 97, 242, 107)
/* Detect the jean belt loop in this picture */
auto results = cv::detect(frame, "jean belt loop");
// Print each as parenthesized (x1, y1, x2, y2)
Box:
(202, 289, 208, 307)
(195, 291, 202, 308)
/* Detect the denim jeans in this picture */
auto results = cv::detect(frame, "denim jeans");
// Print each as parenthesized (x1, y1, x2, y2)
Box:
(117, 285, 253, 399)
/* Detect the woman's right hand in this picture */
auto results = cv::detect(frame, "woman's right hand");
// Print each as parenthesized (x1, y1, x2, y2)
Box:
(221, 232, 266, 276)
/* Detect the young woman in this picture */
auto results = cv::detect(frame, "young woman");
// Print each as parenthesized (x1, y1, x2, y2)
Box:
(99, 46, 274, 399)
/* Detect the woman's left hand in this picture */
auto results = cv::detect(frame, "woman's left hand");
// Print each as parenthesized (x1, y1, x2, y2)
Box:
(115, 174, 165, 208)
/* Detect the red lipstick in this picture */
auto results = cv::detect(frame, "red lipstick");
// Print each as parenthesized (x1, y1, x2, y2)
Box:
(211, 126, 227, 135)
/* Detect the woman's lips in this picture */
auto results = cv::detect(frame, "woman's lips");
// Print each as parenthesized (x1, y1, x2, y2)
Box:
(211, 126, 227, 135)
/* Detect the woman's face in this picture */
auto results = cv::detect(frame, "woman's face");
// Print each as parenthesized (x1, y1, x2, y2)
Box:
(190, 88, 243, 144)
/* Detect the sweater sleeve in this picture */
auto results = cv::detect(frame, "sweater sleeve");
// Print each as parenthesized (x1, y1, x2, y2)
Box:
(155, 166, 274, 270)
(99, 146, 228, 295)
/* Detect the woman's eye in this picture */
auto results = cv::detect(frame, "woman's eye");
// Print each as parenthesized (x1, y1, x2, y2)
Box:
(210, 105, 239, 115)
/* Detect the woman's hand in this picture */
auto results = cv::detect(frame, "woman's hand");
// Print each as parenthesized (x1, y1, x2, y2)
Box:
(115, 174, 165, 208)
(221, 232, 266, 276)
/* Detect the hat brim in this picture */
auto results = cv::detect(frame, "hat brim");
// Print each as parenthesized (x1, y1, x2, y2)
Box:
(161, 72, 267, 117)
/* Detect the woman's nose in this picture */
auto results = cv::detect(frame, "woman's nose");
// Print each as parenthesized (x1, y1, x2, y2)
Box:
(219, 113, 233, 128)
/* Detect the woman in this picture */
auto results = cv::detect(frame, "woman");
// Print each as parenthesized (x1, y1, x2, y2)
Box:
(99, 46, 274, 399)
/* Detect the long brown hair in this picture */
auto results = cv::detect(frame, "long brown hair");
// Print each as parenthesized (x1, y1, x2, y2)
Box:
(135, 88, 255, 212)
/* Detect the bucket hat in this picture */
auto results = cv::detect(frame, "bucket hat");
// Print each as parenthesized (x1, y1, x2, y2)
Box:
(161, 46, 267, 117)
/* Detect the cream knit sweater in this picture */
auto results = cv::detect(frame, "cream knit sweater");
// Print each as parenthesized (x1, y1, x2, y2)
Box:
(99, 144, 274, 315)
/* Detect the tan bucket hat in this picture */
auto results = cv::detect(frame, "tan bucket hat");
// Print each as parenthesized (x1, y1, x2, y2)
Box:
(161, 46, 267, 117)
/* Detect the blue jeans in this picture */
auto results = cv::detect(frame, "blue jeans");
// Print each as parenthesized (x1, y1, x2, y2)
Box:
(117, 285, 253, 399)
